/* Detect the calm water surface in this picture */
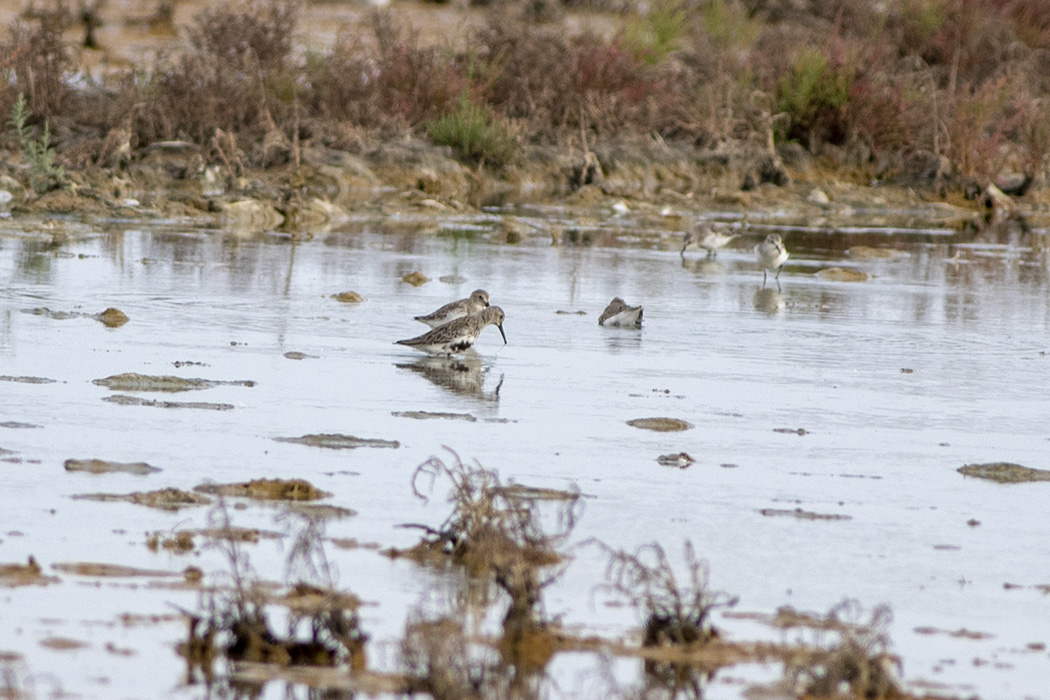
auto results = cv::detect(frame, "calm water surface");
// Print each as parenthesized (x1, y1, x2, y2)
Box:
(1, 209, 1049, 699)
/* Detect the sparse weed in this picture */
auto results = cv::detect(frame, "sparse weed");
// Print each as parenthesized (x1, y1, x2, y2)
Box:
(780, 600, 902, 700)
(601, 541, 737, 647)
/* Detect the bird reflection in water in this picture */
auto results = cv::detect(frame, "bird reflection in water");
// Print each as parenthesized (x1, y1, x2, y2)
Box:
(396, 354, 503, 403)
(753, 287, 783, 315)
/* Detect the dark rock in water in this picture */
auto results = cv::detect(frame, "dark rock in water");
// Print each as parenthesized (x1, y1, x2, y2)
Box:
(957, 462, 1050, 484)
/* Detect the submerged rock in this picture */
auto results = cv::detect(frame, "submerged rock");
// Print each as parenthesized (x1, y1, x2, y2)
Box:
(816, 267, 870, 282)
(402, 271, 429, 287)
(332, 291, 365, 303)
(95, 308, 130, 327)
(274, 433, 400, 450)
(957, 462, 1050, 484)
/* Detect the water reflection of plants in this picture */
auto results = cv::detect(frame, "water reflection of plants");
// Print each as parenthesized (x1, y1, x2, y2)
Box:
(177, 457, 912, 700)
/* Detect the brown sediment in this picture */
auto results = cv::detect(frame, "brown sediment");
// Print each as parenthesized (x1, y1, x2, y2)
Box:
(627, 417, 694, 432)
(95, 308, 130, 327)
(0, 557, 59, 587)
(52, 562, 181, 578)
(331, 291, 364, 303)
(759, 508, 853, 521)
(957, 462, 1050, 483)
(392, 410, 477, 422)
(274, 433, 400, 450)
(102, 394, 235, 410)
(64, 458, 160, 475)
(0, 375, 57, 384)
(72, 487, 213, 510)
(92, 373, 255, 392)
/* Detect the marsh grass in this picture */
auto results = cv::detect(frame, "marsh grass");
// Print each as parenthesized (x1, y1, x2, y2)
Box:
(426, 96, 517, 167)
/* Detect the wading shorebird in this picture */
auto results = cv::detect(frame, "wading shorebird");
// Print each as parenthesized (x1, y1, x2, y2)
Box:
(756, 233, 788, 288)
(414, 289, 490, 329)
(680, 225, 739, 259)
(397, 306, 507, 356)
(598, 297, 643, 328)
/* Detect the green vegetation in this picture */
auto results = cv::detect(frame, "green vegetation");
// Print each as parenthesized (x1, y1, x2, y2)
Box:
(8, 94, 65, 194)
(426, 97, 517, 167)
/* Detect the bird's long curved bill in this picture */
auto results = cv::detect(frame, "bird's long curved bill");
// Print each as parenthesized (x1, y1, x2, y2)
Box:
(497, 324, 507, 344)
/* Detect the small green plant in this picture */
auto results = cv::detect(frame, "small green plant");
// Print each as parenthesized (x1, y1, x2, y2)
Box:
(776, 47, 854, 149)
(701, 0, 762, 51)
(8, 94, 66, 194)
(426, 97, 516, 167)
(622, 0, 687, 65)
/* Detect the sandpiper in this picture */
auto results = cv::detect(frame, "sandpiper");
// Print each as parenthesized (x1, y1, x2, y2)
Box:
(680, 225, 739, 258)
(598, 297, 643, 328)
(414, 289, 490, 329)
(756, 233, 788, 288)
(396, 306, 507, 355)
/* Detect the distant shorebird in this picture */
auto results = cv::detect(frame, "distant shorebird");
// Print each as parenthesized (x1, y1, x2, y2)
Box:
(598, 297, 643, 328)
(756, 233, 789, 288)
(680, 225, 739, 258)
(397, 306, 506, 355)
(414, 289, 490, 328)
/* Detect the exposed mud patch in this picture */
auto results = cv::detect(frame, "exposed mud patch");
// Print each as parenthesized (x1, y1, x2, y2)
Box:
(102, 394, 235, 410)
(93, 373, 255, 392)
(392, 410, 477, 422)
(0, 557, 59, 587)
(283, 351, 318, 360)
(40, 637, 89, 651)
(627, 417, 694, 432)
(759, 508, 852, 521)
(914, 626, 993, 639)
(957, 462, 1050, 483)
(402, 271, 429, 286)
(0, 422, 41, 429)
(332, 291, 365, 303)
(0, 375, 57, 384)
(194, 478, 331, 501)
(274, 433, 400, 450)
(64, 458, 161, 475)
(816, 267, 871, 282)
(73, 487, 213, 511)
(52, 562, 180, 578)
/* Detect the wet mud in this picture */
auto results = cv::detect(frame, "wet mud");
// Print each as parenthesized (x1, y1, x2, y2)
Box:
(957, 462, 1050, 483)
(274, 433, 400, 450)
(64, 458, 160, 475)
(194, 478, 331, 501)
(101, 394, 235, 410)
(92, 373, 255, 392)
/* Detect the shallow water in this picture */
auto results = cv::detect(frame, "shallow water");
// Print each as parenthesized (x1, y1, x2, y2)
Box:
(2, 209, 1050, 699)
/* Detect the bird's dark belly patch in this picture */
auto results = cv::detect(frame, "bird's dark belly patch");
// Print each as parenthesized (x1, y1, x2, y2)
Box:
(450, 341, 472, 352)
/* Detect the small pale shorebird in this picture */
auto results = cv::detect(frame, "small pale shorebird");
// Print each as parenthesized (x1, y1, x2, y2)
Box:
(598, 297, 643, 328)
(756, 233, 789, 288)
(397, 306, 506, 355)
(680, 225, 739, 258)
(414, 289, 490, 328)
